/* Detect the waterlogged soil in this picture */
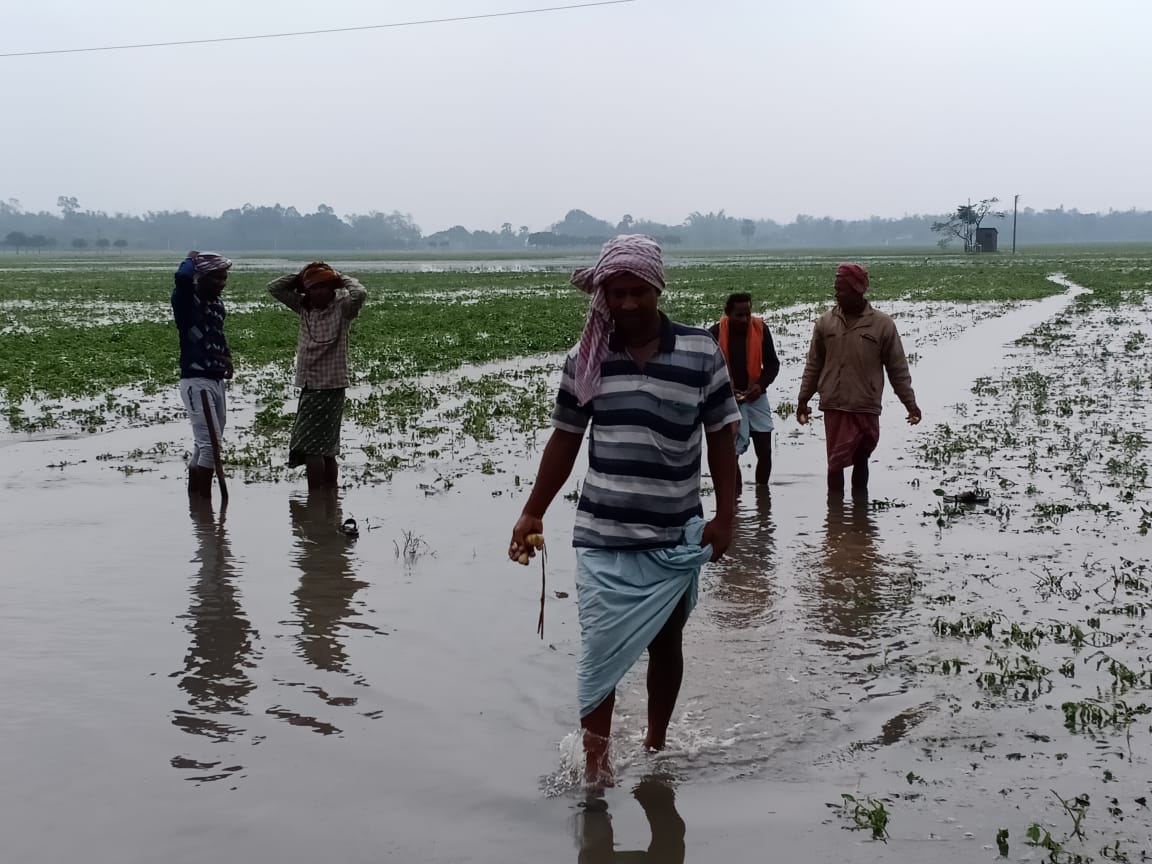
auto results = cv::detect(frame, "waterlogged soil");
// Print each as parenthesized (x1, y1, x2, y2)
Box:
(0, 298, 1019, 451)
(3, 274, 1152, 863)
(0, 253, 1067, 414)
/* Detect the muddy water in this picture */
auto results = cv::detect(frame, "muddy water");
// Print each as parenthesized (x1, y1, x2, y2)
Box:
(0, 298, 1020, 446)
(2, 283, 1150, 863)
(0, 453, 947, 863)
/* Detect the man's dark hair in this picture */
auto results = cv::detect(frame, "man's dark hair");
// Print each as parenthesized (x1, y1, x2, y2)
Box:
(725, 292, 753, 314)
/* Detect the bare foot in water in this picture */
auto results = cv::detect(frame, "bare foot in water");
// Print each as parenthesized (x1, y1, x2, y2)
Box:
(583, 731, 615, 788)
(643, 731, 667, 752)
(584, 754, 615, 788)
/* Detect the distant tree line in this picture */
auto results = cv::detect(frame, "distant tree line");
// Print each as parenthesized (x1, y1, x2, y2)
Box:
(1, 196, 1150, 253)
(3, 231, 129, 253)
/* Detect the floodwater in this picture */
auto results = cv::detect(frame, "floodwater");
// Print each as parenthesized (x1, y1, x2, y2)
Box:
(0, 249, 994, 276)
(0, 255, 582, 275)
(3, 280, 1151, 863)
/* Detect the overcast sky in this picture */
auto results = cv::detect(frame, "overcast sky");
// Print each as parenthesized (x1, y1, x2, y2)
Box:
(3, 0, 1147, 232)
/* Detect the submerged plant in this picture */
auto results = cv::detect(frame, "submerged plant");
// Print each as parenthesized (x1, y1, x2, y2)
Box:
(831, 793, 890, 841)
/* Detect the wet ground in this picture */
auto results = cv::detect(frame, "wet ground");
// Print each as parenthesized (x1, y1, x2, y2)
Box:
(0, 251, 978, 275)
(3, 277, 1151, 863)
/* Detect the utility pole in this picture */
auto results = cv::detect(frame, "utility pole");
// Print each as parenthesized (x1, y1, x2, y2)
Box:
(1012, 194, 1020, 254)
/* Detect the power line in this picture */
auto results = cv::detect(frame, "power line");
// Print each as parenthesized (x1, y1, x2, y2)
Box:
(0, 0, 638, 59)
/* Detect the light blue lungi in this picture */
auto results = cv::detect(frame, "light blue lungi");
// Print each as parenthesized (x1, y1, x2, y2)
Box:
(575, 517, 713, 718)
(735, 394, 775, 456)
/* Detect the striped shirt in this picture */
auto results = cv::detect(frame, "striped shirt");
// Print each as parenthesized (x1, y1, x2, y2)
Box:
(552, 313, 741, 550)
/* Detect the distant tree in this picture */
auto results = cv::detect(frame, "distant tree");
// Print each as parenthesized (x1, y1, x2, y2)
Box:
(424, 225, 475, 250)
(114, 239, 128, 250)
(932, 198, 1006, 251)
(57, 196, 81, 216)
(5, 231, 30, 252)
(28, 234, 50, 253)
(552, 209, 615, 239)
(617, 214, 634, 232)
(740, 219, 756, 246)
(345, 210, 422, 250)
(96, 238, 111, 251)
(71, 238, 87, 250)
(685, 210, 740, 247)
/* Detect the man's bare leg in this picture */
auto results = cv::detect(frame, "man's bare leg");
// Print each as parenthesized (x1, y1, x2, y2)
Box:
(190, 466, 214, 501)
(751, 431, 773, 485)
(827, 467, 845, 496)
(581, 693, 616, 787)
(323, 456, 339, 488)
(305, 456, 326, 490)
(644, 595, 689, 751)
(851, 444, 872, 492)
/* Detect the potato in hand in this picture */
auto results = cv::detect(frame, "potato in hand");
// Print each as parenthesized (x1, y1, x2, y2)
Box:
(509, 532, 546, 566)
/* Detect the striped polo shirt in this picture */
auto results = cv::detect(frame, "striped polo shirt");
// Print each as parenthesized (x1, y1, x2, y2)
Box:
(552, 313, 741, 550)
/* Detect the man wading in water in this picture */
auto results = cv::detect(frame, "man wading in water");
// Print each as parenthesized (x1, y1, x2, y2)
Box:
(508, 235, 740, 787)
(796, 263, 921, 496)
(268, 262, 367, 489)
(708, 293, 780, 493)
(172, 251, 234, 502)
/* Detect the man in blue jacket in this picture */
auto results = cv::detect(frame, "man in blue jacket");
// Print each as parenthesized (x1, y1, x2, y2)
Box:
(171, 251, 234, 501)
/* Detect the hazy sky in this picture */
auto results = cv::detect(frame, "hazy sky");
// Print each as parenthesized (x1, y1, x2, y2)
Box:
(4, 0, 1148, 232)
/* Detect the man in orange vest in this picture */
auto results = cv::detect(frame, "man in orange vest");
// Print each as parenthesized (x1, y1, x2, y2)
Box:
(709, 293, 780, 493)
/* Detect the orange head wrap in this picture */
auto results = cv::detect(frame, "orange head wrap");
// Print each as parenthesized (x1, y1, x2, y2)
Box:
(301, 262, 341, 290)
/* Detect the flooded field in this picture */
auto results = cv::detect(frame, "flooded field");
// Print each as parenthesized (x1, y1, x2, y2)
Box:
(1, 252, 1150, 862)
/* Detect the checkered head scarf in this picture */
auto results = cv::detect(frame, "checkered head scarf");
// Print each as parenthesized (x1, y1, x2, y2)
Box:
(192, 253, 233, 275)
(569, 234, 665, 406)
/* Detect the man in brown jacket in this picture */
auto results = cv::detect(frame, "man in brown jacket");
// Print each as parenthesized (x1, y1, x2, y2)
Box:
(796, 263, 921, 495)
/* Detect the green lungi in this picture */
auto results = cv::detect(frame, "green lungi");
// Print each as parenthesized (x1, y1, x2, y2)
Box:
(288, 388, 346, 468)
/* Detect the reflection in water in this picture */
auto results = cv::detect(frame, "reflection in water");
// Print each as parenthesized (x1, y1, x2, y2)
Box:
(263, 492, 374, 736)
(803, 495, 933, 754)
(171, 501, 259, 782)
(577, 777, 686, 864)
(813, 493, 887, 643)
(709, 486, 778, 628)
(287, 491, 371, 676)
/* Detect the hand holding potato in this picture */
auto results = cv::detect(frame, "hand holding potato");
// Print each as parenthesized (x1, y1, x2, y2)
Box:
(509, 512, 545, 565)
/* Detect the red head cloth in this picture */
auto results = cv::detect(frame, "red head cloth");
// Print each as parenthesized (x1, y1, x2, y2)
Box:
(835, 263, 869, 294)
(570, 234, 666, 406)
